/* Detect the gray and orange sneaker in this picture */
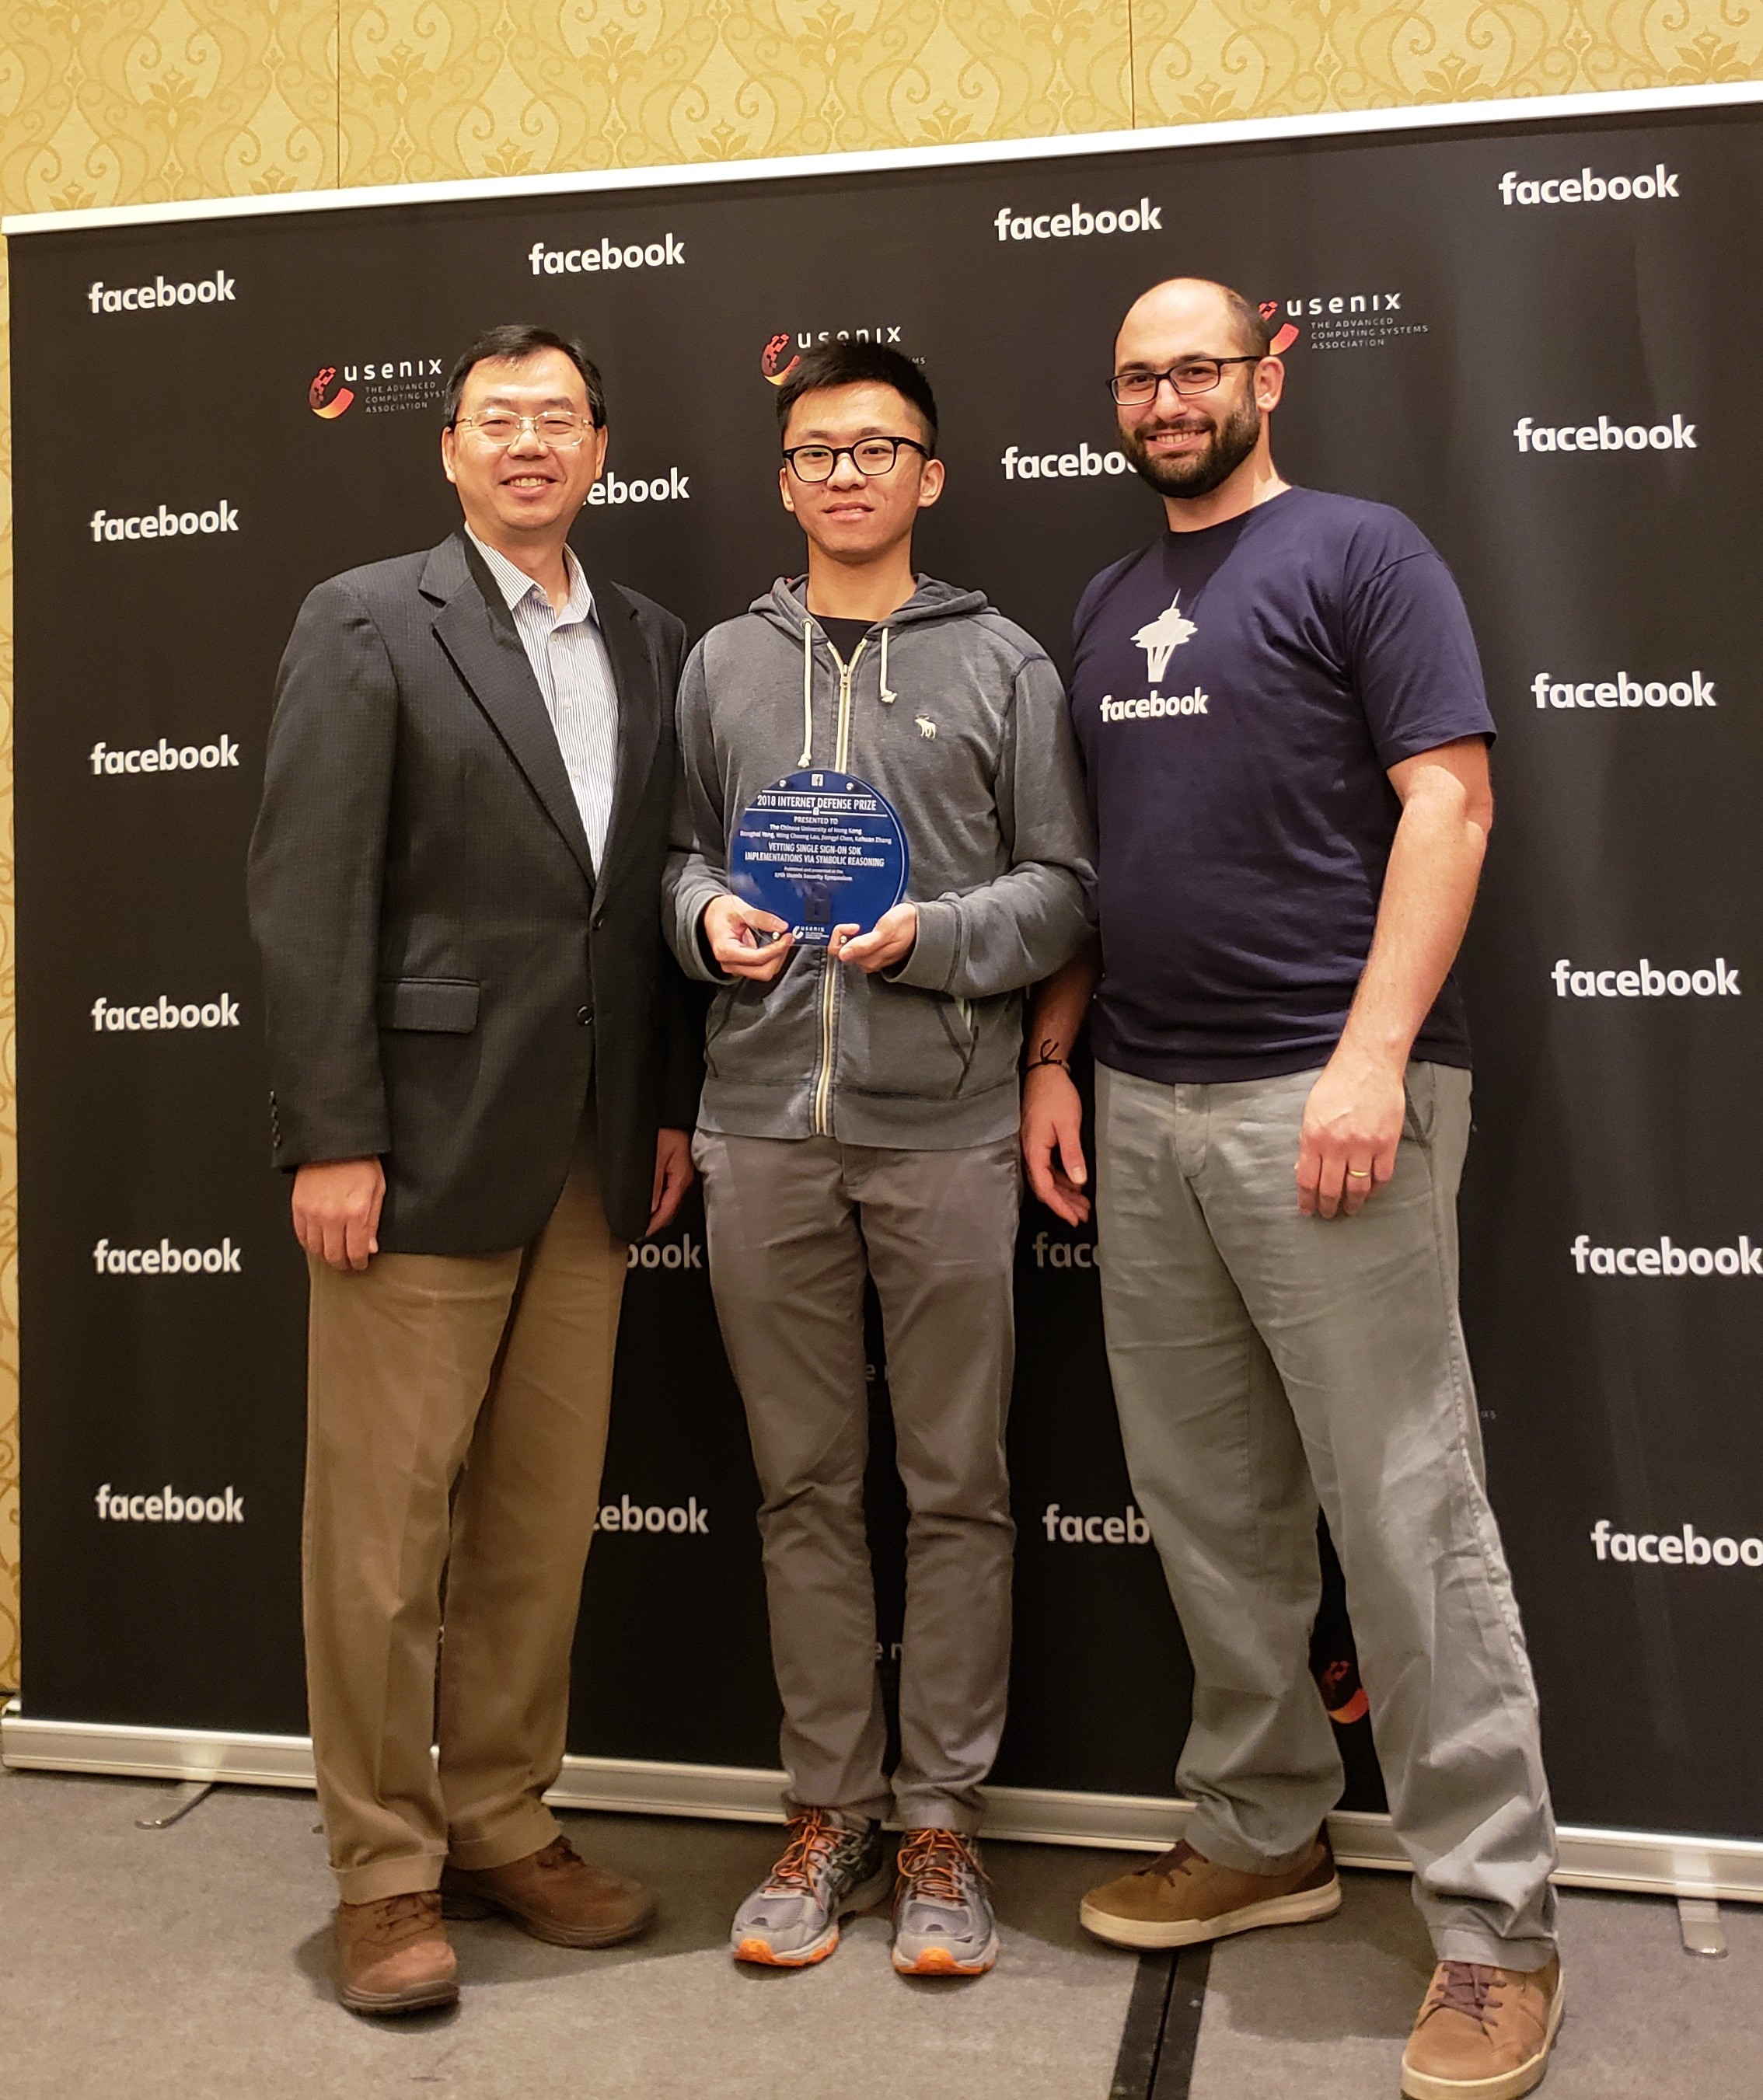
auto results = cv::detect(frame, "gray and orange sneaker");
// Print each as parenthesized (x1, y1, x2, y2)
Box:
(891, 1828, 999, 1976)
(1079, 1833, 1341, 1949)
(730, 1807, 888, 1967)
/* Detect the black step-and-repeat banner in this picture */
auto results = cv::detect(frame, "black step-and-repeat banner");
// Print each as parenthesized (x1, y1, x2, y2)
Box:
(11, 94, 1763, 1848)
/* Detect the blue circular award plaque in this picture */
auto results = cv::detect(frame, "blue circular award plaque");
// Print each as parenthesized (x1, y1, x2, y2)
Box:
(730, 770, 909, 946)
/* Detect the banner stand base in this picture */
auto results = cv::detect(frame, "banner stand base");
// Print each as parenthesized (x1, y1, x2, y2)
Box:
(8, 1701, 1761, 1905)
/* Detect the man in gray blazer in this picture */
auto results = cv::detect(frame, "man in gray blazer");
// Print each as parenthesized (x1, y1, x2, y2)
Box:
(248, 324, 700, 2017)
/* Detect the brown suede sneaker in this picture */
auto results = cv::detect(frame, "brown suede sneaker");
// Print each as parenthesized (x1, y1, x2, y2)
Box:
(1079, 1833, 1341, 1949)
(1401, 1955, 1564, 2100)
(441, 1833, 654, 1948)
(333, 1890, 458, 2015)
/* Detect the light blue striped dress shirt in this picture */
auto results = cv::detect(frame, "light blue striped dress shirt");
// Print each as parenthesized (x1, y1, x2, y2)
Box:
(467, 529, 620, 873)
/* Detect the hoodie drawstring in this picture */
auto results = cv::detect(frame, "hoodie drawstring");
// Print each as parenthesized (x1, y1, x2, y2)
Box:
(798, 617, 815, 768)
(800, 615, 896, 769)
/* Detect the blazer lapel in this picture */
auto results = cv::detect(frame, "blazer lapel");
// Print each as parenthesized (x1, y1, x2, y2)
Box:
(585, 568, 662, 895)
(424, 534, 596, 885)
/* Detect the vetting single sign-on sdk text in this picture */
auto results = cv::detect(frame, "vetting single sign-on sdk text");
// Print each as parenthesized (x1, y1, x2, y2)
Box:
(1532, 671, 1716, 710)
(87, 270, 235, 312)
(1552, 959, 1740, 999)
(1512, 414, 1695, 453)
(91, 994, 240, 1032)
(89, 501, 239, 541)
(95, 1484, 246, 1524)
(526, 232, 686, 274)
(993, 199, 1161, 240)
(1498, 164, 1680, 205)
(1570, 1233, 1763, 1277)
(92, 1237, 243, 1275)
(1591, 1521, 1763, 1568)
(89, 737, 240, 775)
(595, 1492, 710, 1535)
(1042, 1502, 1151, 1544)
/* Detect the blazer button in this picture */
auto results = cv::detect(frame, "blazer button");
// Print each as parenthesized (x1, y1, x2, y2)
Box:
(576, 1006, 593, 1026)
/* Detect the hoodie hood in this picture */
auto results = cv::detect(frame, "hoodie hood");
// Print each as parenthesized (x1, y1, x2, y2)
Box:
(750, 574, 992, 635)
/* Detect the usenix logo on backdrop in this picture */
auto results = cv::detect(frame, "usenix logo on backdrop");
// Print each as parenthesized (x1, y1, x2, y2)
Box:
(1531, 671, 1715, 710)
(1499, 165, 1680, 205)
(1513, 414, 1695, 452)
(310, 354, 445, 420)
(761, 325, 908, 386)
(88, 271, 234, 313)
(1570, 1233, 1762, 1277)
(1551, 958, 1739, 999)
(1042, 1503, 1152, 1544)
(1262, 288, 1424, 355)
(89, 502, 238, 542)
(993, 199, 1161, 241)
(528, 233, 686, 274)
(96, 1484, 246, 1524)
(1591, 1521, 1763, 1568)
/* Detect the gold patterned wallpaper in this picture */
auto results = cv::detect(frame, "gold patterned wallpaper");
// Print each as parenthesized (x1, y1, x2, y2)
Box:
(0, 2, 1757, 1694)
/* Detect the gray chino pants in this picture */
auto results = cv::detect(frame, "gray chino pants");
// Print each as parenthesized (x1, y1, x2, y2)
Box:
(695, 1130, 1021, 1831)
(1094, 1059, 1558, 1969)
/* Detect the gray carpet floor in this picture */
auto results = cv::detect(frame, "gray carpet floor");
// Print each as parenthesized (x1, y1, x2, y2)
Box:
(4, 1761, 1759, 2098)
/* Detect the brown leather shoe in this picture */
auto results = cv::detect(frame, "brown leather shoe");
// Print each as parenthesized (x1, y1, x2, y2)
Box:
(1079, 1833, 1341, 1949)
(333, 1890, 458, 2015)
(441, 1833, 654, 1948)
(1401, 1955, 1564, 2100)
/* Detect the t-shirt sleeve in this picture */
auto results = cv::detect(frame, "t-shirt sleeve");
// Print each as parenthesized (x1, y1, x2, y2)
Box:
(1343, 544, 1496, 769)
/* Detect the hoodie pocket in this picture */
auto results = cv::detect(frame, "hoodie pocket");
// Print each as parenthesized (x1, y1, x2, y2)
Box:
(843, 980, 983, 1101)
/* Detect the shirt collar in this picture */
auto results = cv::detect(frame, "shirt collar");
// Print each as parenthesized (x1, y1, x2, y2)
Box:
(466, 528, 595, 625)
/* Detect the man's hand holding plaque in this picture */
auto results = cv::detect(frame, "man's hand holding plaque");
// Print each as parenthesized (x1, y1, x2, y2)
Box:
(829, 902, 918, 973)
(703, 893, 794, 982)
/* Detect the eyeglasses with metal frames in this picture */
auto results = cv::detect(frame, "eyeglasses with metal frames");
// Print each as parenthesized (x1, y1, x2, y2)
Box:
(1109, 356, 1264, 406)
(452, 410, 598, 448)
(782, 436, 931, 483)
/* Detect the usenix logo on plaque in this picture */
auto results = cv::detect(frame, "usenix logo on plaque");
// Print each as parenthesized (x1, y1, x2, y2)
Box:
(761, 325, 908, 386)
(309, 354, 445, 420)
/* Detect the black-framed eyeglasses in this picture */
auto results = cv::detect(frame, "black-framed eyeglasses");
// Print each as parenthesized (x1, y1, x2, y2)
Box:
(1109, 356, 1263, 406)
(782, 436, 930, 483)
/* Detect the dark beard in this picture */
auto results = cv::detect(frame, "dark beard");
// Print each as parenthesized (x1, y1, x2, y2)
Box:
(1122, 395, 1261, 499)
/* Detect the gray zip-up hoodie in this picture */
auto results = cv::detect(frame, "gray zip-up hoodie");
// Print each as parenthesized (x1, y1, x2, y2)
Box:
(665, 576, 1095, 1149)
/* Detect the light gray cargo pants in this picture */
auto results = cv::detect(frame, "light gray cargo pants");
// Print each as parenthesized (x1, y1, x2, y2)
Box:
(1094, 1060, 1558, 1969)
(694, 1130, 1021, 1832)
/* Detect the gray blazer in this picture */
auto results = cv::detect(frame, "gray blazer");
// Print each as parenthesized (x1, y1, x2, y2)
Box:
(247, 529, 700, 1252)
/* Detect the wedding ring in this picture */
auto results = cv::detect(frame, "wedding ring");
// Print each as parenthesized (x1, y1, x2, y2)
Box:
(1346, 1168, 1371, 1179)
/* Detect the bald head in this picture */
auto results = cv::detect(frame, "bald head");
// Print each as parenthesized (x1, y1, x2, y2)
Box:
(1116, 278, 1272, 365)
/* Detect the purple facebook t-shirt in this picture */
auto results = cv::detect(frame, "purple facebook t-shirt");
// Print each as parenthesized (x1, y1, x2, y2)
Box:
(1069, 487, 1495, 1083)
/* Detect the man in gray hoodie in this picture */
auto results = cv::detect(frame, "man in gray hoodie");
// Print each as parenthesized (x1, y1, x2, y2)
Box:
(665, 340, 1093, 1978)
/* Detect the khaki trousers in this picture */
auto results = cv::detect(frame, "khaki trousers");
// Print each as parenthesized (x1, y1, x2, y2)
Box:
(1095, 1062, 1558, 1969)
(303, 1125, 627, 1903)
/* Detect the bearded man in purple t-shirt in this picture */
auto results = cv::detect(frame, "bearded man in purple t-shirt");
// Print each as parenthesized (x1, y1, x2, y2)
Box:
(1022, 278, 1564, 2100)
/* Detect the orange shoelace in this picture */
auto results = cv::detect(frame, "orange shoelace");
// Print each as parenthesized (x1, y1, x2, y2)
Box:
(896, 1829, 983, 1904)
(764, 1810, 845, 1894)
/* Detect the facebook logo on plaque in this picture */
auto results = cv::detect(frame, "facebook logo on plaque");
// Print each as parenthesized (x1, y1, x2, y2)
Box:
(730, 770, 909, 945)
